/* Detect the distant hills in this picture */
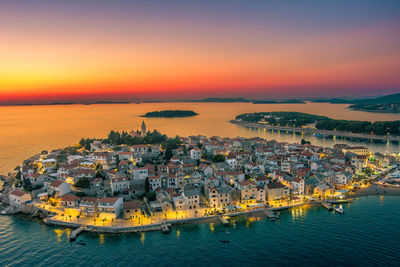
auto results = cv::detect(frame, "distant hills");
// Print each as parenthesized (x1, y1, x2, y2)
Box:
(312, 93, 400, 104)
(312, 93, 400, 113)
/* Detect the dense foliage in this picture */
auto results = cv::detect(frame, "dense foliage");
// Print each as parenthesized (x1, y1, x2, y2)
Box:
(236, 112, 400, 135)
(142, 110, 198, 118)
(105, 130, 168, 146)
(75, 177, 90, 188)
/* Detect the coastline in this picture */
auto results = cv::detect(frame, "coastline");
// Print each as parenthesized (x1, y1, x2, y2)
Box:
(42, 202, 318, 234)
(350, 184, 400, 197)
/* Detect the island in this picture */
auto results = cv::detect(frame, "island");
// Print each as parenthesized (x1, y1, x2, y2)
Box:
(252, 99, 306, 104)
(234, 111, 400, 137)
(0, 121, 399, 237)
(312, 93, 400, 113)
(141, 110, 198, 118)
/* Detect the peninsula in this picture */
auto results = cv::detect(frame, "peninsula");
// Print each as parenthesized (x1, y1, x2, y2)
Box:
(235, 111, 400, 136)
(0, 122, 399, 236)
(142, 110, 198, 118)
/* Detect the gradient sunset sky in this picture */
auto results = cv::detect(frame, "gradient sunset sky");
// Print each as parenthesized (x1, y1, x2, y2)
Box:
(1, 0, 400, 104)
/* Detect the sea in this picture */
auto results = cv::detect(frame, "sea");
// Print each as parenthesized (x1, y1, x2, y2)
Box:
(0, 102, 399, 175)
(0, 195, 399, 266)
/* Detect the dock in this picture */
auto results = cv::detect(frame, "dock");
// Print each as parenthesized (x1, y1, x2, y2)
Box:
(320, 202, 333, 211)
(161, 223, 170, 233)
(219, 215, 230, 226)
(70, 226, 85, 241)
(264, 210, 279, 220)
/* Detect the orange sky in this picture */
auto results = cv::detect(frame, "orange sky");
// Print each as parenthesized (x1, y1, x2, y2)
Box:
(1, 1, 399, 103)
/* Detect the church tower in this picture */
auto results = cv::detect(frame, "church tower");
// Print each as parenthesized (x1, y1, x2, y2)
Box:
(141, 121, 147, 136)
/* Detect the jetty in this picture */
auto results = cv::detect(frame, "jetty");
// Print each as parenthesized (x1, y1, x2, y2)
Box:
(264, 210, 279, 220)
(219, 215, 230, 226)
(320, 202, 333, 211)
(70, 226, 85, 241)
(161, 222, 170, 233)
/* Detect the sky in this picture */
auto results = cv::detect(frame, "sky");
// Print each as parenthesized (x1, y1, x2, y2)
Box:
(0, 0, 400, 104)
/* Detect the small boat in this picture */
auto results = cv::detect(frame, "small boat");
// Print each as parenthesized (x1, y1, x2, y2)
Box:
(313, 133, 325, 138)
(334, 207, 344, 214)
(76, 240, 86, 246)
(219, 240, 230, 244)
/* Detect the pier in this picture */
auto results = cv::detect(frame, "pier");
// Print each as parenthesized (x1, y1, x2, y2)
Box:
(264, 210, 279, 220)
(219, 215, 229, 226)
(320, 202, 333, 211)
(70, 226, 85, 241)
(230, 120, 400, 142)
(161, 223, 170, 233)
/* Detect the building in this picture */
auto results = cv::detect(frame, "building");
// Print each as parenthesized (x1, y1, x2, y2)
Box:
(148, 176, 161, 191)
(123, 200, 142, 219)
(48, 180, 71, 196)
(209, 185, 233, 209)
(141, 121, 147, 136)
(98, 197, 123, 219)
(110, 177, 129, 194)
(79, 197, 98, 216)
(59, 194, 80, 208)
(190, 148, 202, 160)
(9, 189, 32, 208)
(292, 177, 305, 195)
(342, 146, 369, 156)
(266, 182, 285, 202)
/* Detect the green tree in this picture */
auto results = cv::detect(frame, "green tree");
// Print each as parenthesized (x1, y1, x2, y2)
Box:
(212, 154, 225, 163)
(75, 177, 90, 188)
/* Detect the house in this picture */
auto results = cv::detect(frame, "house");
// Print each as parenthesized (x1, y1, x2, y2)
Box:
(79, 197, 98, 216)
(266, 182, 285, 203)
(110, 177, 129, 194)
(237, 180, 258, 203)
(59, 194, 80, 208)
(39, 158, 57, 173)
(132, 167, 148, 180)
(255, 176, 269, 187)
(123, 200, 143, 219)
(292, 177, 305, 195)
(29, 173, 47, 186)
(173, 185, 200, 211)
(190, 148, 202, 160)
(97, 197, 123, 219)
(148, 176, 161, 191)
(9, 189, 32, 208)
(209, 185, 233, 209)
(49, 180, 71, 196)
(335, 173, 353, 185)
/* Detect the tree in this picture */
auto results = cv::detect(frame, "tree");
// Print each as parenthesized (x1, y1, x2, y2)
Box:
(212, 154, 225, 163)
(301, 139, 311, 145)
(145, 192, 156, 201)
(145, 177, 150, 193)
(75, 177, 90, 188)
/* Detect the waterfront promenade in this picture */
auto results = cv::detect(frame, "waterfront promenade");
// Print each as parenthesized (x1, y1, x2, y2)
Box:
(230, 120, 400, 142)
(43, 201, 317, 234)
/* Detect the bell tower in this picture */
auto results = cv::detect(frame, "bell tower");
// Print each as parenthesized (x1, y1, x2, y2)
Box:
(141, 121, 147, 136)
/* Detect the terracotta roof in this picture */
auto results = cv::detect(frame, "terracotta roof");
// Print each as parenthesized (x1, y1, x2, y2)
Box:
(99, 197, 120, 204)
(10, 189, 27, 197)
(60, 194, 80, 202)
(50, 180, 64, 187)
(123, 200, 141, 210)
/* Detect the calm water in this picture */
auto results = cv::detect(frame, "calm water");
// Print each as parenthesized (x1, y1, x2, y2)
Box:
(1, 102, 399, 174)
(0, 196, 399, 266)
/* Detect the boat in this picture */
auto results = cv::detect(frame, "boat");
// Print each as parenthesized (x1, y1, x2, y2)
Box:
(219, 240, 230, 244)
(313, 133, 325, 138)
(76, 240, 86, 246)
(334, 207, 344, 214)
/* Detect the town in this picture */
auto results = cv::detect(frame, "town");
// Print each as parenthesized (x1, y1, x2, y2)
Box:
(1, 122, 399, 234)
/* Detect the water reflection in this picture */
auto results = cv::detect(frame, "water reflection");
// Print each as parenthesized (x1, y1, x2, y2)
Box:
(99, 234, 105, 245)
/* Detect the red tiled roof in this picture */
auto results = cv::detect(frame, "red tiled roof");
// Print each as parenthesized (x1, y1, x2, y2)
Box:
(10, 189, 27, 197)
